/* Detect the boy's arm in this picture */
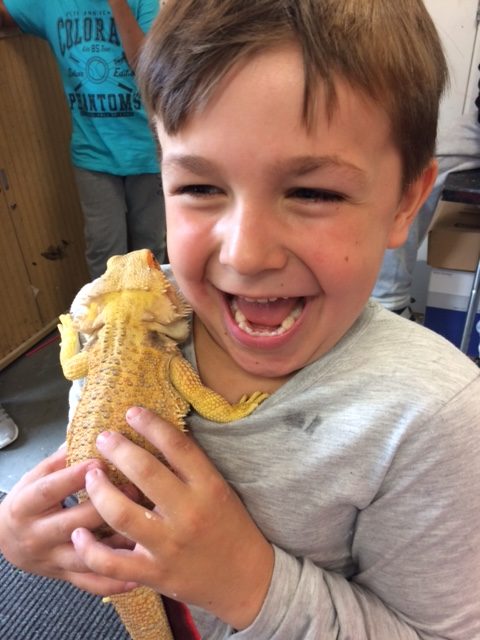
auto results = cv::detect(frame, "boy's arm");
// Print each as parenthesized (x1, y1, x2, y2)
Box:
(107, 0, 149, 70)
(243, 378, 480, 640)
(63, 380, 480, 639)
(0, 448, 119, 589)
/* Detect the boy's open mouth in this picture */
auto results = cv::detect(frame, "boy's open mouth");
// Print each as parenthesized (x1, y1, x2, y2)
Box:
(228, 295, 304, 336)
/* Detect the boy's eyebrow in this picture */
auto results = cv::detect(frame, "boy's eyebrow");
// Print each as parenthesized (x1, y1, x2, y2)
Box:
(279, 155, 367, 182)
(162, 153, 367, 181)
(161, 154, 218, 177)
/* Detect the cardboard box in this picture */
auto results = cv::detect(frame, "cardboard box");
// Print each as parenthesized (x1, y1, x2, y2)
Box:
(424, 268, 480, 357)
(427, 201, 480, 272)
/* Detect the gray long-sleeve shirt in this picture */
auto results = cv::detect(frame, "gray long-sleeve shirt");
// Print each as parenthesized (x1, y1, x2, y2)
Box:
(184, 301, 480, 639)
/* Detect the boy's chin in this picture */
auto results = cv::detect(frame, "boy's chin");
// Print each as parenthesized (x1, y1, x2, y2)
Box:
(229, 351, 299, 380)
(224, 330, 310, 379)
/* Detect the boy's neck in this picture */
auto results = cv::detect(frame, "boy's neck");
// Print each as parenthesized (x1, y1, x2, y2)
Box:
(192, 317, 291, 403)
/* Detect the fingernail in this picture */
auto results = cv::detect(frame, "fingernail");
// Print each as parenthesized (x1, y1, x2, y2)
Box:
(86, 460, 101, 472)
(71, 528, 83, 543)
(126, 406, 144, 422)
(85, 467, 102, 486)
(96, 431, 113, 449)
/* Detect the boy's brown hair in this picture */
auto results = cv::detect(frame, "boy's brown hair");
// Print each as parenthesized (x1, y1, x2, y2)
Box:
(138, 0, 448, 188)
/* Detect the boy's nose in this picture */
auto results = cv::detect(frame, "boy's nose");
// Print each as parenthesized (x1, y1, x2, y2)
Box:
(217, 204, 287, 275)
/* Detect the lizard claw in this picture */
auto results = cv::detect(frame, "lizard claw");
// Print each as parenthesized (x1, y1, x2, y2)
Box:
(235, 391, 269, 413)
(58, 314, 88, 380)
(58, 313, 75, 339)
(238, 391, 269, 404)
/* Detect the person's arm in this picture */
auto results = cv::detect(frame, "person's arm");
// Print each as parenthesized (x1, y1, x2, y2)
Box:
(235, 378, 480, 640)
(0, 445, 145, 596)
(0, 1, 19, 35)
(72, 407, 275, 630)
(107, 0, 150, 70)
(71, 381, 480, 639)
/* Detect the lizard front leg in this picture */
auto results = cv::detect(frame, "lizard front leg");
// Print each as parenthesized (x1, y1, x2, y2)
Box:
(58, 314, 89, 380)
(170, 355, 268, 423)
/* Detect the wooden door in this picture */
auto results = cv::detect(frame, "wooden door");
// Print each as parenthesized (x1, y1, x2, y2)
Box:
(0, 170, 44, 361)
(0, 34, 89, 369)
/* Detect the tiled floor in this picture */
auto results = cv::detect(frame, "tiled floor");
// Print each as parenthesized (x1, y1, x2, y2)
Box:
(0, 331, 69, 492)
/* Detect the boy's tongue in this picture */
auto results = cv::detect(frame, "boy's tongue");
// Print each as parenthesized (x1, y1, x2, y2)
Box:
(233, 296, 299, 328)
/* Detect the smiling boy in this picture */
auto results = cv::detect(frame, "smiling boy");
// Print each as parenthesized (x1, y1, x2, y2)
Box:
(0, 1, 479, 639)
(156, 45, 435, 390)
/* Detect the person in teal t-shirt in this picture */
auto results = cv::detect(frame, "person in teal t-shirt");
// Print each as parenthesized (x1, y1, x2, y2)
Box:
(0, 0, 165, 278)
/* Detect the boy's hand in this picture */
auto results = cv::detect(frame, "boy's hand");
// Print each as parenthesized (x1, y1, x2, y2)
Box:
(0, 448, 136, 595)
(72, 407, 275, 630)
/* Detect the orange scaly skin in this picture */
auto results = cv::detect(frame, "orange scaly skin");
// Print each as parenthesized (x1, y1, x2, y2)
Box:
(58, 249, 267, 640)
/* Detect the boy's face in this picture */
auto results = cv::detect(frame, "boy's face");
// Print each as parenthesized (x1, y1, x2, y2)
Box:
(157, 44, 434, 380)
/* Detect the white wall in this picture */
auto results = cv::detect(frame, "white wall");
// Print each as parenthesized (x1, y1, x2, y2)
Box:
(425, 0, 479, 126)
(411, 0, 479, 312)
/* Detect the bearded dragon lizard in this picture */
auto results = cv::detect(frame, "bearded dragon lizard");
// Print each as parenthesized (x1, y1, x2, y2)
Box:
(57, 249, 267, 640)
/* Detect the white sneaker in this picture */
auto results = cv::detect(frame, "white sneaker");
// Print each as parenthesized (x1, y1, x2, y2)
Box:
(0, 404, 19, 449)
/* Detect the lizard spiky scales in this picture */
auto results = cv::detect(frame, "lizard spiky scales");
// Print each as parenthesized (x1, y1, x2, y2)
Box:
(58, 249, 267, 640)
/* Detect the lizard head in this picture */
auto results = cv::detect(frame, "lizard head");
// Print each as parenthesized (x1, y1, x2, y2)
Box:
(70, 250, 191, 343)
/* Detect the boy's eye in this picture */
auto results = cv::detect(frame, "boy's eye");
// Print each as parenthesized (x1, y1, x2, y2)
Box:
(287, 187, 345, 203)
(175, 184, 221, 197)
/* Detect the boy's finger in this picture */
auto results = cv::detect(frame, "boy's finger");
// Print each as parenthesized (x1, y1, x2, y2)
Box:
(124, 406, 215, 483)
(84, 466, 135, 524)
(66, 565, 138, 596)
(13, 447, 69, 489)
(34, 496, 107, 546)
(95, 427, 184, 494)
(11, 458, 103, 517)
(71, 526, 143, 584)
(103, 533, 136, 550)
(50, 542, 94, 574)
(83, 465, 189, 556)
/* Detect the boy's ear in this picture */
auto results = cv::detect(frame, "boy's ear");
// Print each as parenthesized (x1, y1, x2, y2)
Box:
(386, 160, 438, 249)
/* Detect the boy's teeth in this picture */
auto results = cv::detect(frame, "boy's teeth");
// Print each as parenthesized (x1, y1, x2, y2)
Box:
(244, 296, 286, 303)
(230, 298, 302, 336)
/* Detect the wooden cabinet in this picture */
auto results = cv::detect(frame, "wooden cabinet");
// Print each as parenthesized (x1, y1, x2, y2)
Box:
(0, 33, 89, 369)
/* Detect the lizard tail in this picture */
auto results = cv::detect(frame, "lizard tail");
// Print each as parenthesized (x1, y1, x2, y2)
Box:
(107, 586, 174, 640)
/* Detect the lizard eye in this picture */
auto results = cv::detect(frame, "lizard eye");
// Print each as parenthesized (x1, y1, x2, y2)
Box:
(147, 330, 168, 348)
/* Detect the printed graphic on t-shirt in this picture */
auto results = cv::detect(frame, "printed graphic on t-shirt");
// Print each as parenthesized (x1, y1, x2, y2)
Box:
(56, 9, 142, 118)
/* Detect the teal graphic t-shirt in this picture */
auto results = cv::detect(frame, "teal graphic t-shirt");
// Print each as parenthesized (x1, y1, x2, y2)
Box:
(6, 0, 160, 175)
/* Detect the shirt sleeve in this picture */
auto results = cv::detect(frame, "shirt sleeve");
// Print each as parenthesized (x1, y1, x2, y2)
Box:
(234, 376, 480, 640)
(134, 0, 160, 33)
(3, 0, 46, 37)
